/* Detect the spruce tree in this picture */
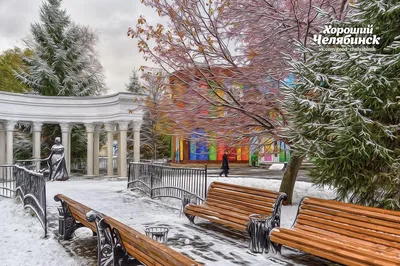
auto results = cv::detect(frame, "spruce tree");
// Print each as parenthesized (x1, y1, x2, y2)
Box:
(16, 0, 106, 96)
(14, 0, 106, 167)
(126, 70, 142, 93)
(284, 0, 400, 209)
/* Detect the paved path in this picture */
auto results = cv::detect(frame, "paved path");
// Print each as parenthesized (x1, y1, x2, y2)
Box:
(207, 168, 311, 182)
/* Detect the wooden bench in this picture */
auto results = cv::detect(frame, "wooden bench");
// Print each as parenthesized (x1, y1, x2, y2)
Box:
(269, 197, 400, 266)
(54, 194, 201, 266)
(183, 181, 286, 233)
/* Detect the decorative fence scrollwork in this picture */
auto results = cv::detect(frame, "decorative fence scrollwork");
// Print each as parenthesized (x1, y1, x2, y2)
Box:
(14, 165, 47, 237)
(128, 162, 207, 204)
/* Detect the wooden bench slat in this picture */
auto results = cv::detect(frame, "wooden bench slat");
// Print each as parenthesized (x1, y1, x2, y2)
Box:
(297, 214, 400, 245)
(296, 219, 400, 249)
(304, 197, 400, 222)
(205, 197, 272, 215)
(276, 228, 400, 263)
(302, 204, 400, 231)
(270, 235, 373, 266)
(188, 204, 250, 220)
(208, 187, 277, 204)
(271, 229, 399, 266)
(123, 240, 158, 266)
(206, 194, 273, 213)
(299, 209, 400, 236)
(185, 209, 246, 231)
(105, 216, 199, 266)
(211, 182, 280, 197)
(186, 205, 250, 226)
(205, 201, 273, 216)
(296, 225, 400, 254)
(207, 190, 275, 208)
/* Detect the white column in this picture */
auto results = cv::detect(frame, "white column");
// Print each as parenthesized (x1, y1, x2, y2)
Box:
(93, 125, 100, 176)
(85, 123, 95, 176)
(68, 127, 71, 173)
(6, 121, 17, 165)
(0, 123, 6, 165)
(60, 123, 70, 174)
(105, 123, 114, 176)
(32, 122, 43, 170)
(117, 132, 121, 175)
(133, 121, 142, 162)
(118, 121, 129, 177)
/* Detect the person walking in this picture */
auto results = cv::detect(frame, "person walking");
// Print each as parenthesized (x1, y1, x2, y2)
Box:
(219, 151, 229, 177)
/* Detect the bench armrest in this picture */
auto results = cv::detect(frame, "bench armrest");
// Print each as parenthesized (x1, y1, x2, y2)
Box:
(271, 193, 287, 228)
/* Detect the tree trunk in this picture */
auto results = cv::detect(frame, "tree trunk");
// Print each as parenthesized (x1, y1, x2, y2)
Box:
(279, 154, 305, 205)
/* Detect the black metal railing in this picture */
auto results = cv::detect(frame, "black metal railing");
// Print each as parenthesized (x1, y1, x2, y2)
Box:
(0, 165, 15, 198)
(128, 162, 208, 204)
(14, 159, 48, 172)
(14, 165, 47, 237)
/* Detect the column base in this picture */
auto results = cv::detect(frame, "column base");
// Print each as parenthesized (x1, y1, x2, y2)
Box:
(83, 175, 98, 179)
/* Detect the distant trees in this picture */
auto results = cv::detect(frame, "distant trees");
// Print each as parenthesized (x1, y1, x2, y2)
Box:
(130, 68, 171, 159)
(0, 48, 31, 93)
(126, 69, 143, 93)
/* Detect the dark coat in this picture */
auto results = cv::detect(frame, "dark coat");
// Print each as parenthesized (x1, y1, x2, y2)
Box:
(221, 154, 229, 170)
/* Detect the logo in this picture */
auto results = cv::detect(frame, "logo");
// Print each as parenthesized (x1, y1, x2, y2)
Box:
(313, 25, 380, 51)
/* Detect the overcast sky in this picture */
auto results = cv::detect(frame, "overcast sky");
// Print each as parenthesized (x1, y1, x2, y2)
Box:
(0, 0, 158, 94)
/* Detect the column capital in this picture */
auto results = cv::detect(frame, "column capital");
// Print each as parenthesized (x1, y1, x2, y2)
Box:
(32, 122, 43, 132)
(104, 122, 114, 132)
(60, 123, 71, 133)
(85, 123, 95, 133)
(118, 121, 130, 131)
(6, 120, 17, 131)
(94, 124, 102, 133)
(132, 121, 142, 131)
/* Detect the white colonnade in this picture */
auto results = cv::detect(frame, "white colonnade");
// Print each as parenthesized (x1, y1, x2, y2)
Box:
(0, 92, 144, 177)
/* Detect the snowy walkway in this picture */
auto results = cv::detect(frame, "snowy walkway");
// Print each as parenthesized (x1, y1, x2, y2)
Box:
(1, 177, 339, 266)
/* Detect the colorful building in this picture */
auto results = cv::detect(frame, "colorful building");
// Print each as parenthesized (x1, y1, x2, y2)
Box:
(169, 69, 295, 164)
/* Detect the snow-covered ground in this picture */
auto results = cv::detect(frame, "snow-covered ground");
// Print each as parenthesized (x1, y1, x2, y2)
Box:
(0, 177, 337, 266)
(0, 198, 85, 266)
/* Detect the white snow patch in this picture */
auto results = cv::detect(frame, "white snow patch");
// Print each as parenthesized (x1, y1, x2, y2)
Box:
(269, 164, 285, 170)
(0, 198, 85, 266)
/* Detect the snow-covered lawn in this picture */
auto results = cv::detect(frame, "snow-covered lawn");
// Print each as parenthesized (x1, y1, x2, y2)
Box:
(0, 177, 337, 265)
(0, 198, 85, 266)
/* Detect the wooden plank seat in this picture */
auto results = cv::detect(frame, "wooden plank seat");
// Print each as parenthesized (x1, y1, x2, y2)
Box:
(269, 197, 400, 266)
(54, 194, 201, 266)
(183, 181, 287, 234)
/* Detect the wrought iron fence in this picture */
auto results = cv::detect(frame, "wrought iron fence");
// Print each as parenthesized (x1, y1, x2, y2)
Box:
(128, 162, 207, 204)
(14, 165, 47, 237)
(0, 165, 15, 198)
(14, 159, 48, 172)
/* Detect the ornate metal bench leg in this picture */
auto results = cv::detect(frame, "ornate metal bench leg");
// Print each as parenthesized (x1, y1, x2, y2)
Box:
(54, 196, 85, 240)
(86, 211, 143, 266)
(184, 213, 196, 224)
(270, 241, 283, 254)
(181, 193, 197, 224)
